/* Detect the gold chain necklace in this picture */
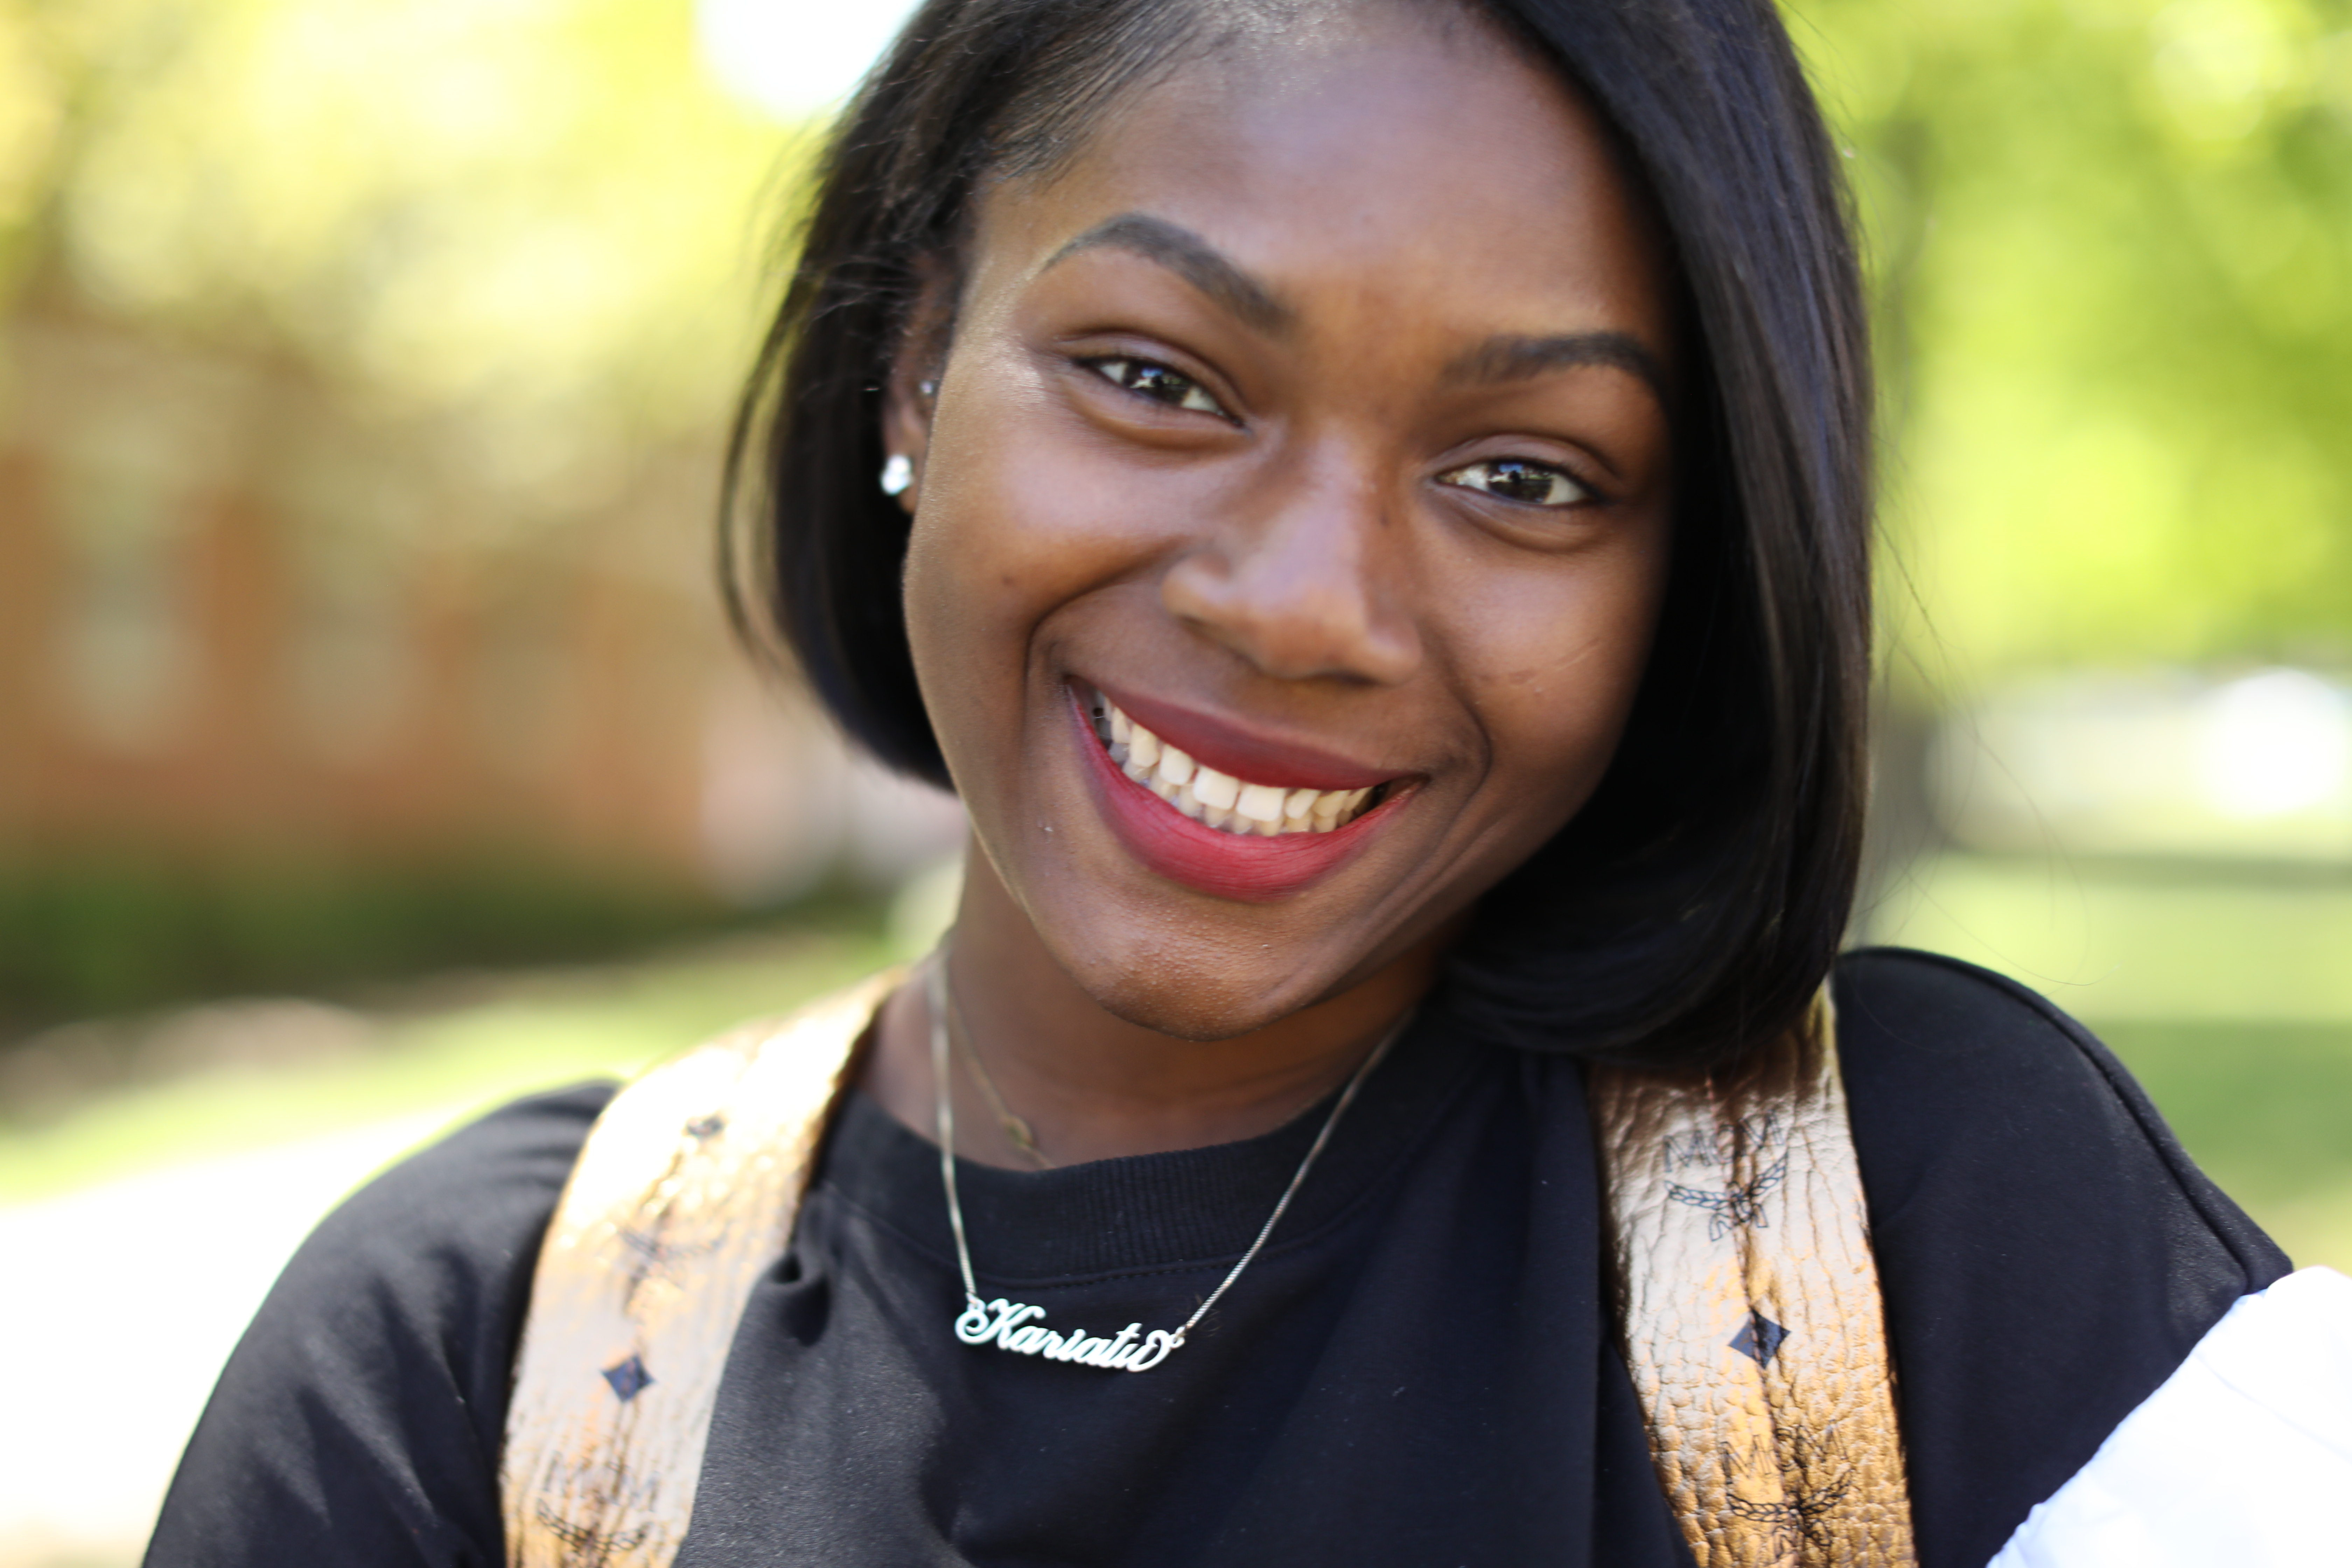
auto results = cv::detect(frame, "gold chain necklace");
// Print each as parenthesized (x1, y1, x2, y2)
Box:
(925, 950, 1406, 1373)
(944, 988, 1054, 1169)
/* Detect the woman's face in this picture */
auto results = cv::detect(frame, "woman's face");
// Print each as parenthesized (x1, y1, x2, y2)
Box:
(894, 3, 1677, 1040)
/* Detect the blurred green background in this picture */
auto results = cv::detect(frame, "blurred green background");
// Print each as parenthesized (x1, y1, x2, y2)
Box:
(0, 0, 2347, 1561)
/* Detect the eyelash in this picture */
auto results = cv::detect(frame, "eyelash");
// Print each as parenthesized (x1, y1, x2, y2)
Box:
(1080, 356, 1595, 511)
(1082, 356, 1231, 419)
(1435, 458, 1593, 510)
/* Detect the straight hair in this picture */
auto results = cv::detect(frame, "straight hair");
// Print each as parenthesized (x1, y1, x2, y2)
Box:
(722, 0, 1874, 1069)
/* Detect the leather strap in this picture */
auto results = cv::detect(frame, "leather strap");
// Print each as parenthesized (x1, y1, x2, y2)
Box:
(1589, 994, 1918, 1567)
(502, 975, 1914, 1566)
(500, 972, 892, 1568)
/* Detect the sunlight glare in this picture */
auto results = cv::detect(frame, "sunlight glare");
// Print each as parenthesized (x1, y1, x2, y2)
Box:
(2200, 669, 2352, 819)
(694, 0, 922, 119)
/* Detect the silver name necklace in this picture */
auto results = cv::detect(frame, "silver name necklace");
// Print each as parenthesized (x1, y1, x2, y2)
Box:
(926, 954, 1404, 1373)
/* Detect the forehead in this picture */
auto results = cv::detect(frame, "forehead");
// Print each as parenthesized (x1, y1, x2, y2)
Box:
(968, 3, 1672, 351)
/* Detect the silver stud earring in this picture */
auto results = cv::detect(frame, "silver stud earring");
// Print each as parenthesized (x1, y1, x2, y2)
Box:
(880, 453, 914, 497)
(918, 379, 938, 400)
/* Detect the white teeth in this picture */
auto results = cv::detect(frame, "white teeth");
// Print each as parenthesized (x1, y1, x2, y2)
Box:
(1235, 782, 1285, 823)
(1092, 692, 1390, 839)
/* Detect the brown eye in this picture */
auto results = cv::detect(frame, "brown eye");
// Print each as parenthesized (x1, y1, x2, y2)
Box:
(1436, 457, 1589, 508)
(1087, 357, 1228, 417)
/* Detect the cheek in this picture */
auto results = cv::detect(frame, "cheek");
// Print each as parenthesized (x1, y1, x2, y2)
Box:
(1453, 527, 1671, 810)
(901, 367, 1160, 768)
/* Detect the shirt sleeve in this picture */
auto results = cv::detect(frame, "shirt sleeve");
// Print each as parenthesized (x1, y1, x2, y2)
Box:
(143, 1083, 613, 1568)
(1987, 1266, 2352, 1568)
(1834, 947, 2292, 1568)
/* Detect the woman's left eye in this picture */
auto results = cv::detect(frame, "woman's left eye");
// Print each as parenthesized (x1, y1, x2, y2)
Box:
(1086, 357, 1228, 417)
(1436, 458, 1590, 508)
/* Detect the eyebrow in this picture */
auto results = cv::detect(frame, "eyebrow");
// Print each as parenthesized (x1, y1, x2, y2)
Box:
(1044, 214, 1294, 335)
(1444, 331, 1670, 404)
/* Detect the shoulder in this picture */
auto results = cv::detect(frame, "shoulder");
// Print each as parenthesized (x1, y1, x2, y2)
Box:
(301, 1079, 617, 1307)
(251, 1080, 616, 1390)
(1831, 947, 2290, 1568)
(1832, 945, 2282, 1283)
(148, 1082, 615, 1566)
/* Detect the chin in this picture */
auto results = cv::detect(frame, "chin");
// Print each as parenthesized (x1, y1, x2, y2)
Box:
(1051, 921, 1354, 1042)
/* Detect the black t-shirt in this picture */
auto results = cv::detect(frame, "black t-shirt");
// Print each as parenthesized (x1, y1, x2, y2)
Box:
(145, 950, 2290, 1567)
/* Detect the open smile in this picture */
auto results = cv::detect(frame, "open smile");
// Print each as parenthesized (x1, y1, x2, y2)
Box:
(1085, 691, 1388, 836)
(1069, 684, 1412, 902)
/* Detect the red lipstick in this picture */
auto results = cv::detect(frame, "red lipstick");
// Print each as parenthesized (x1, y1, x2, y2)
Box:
(1090, 682, 1395, 792)
(1068, 691, 1402, 902)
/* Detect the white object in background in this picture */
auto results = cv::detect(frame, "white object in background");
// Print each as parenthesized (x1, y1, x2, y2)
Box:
(695, 0, 924, 119)
(2200, 669, 2352, 820)
(1990, 1266, 2352, 1567)
(0, 1110, 460, 1568)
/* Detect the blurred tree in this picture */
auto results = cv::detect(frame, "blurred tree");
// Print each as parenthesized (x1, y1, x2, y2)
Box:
(1800, 0, 2352, 686)
(0, 0, 803, 518)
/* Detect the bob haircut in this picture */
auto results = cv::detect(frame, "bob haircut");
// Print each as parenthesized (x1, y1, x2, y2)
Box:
(724, 0, 1874, 1070)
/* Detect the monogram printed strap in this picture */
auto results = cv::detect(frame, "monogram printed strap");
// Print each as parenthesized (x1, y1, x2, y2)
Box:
(502, 974, 1913, 1566)
(1589, 994, 1918, 1568)
(499, 971, 894, 1568)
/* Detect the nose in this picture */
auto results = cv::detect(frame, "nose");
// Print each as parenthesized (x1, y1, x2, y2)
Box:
(1159, 453, 1423, 687)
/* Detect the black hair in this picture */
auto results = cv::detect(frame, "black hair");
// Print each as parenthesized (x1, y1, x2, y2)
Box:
(722, 0, 1873, 1069)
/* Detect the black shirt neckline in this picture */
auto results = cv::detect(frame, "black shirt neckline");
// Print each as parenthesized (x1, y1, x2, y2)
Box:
(816, 1007, 1482, 1285)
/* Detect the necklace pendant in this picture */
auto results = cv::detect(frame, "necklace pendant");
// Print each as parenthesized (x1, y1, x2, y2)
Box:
(954, 1296, 1183, 1372)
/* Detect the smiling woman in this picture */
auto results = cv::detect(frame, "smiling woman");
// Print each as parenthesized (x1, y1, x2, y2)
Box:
(755, 0, 1863, 1074)
(144, 3, 2339, 1567)
(876, 14, 1690, 1068)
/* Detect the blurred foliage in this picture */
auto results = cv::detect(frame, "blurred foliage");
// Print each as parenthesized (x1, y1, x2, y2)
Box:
(0, 921, 892, 1198)
(0, 856, 875, 1041)
(2104, 1017, 2352, 1218)
(1800, 0, 2352, 685)
(1871, 848, 2352, 1019)
(0, 0, 806, 504)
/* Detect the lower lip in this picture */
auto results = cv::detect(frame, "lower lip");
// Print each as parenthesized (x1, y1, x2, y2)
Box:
(1070, 696, 1400, 903)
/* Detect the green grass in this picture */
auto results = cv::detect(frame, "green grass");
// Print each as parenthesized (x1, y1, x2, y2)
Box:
(2099, 1020, 2352, 1274)
(1864, 853, 2352, 1022)
(1871, 852, 2352, 1273)
(0, 929, 894, 1205)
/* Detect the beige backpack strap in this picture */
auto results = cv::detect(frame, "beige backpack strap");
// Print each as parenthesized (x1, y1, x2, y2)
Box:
(500, 970, 897, 1568)
(1590, 993, 1917, 1568)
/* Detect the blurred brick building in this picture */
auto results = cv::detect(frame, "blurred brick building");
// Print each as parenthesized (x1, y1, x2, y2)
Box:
(0, 306, 961, 903)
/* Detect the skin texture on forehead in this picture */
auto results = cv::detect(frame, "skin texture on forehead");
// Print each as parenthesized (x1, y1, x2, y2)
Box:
(865, 0, 1680, 1166)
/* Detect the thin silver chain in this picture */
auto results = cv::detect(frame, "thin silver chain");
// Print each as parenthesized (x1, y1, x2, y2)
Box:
(926, 948, 1408, 1350)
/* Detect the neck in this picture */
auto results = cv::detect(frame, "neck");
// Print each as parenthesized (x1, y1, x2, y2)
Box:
(863, 847, 1447, 1169)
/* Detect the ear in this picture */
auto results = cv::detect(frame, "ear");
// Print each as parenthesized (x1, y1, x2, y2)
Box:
(881, 262, 958, 517)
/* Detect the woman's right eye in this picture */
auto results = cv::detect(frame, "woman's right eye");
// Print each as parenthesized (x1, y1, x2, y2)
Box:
(1086, 357, 1229, 418)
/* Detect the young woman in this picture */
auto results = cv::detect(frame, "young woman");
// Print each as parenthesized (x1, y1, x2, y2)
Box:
(148, 1, 2330, 1564)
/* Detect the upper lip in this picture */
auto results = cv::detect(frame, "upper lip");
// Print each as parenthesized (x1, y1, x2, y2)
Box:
(1082, 679, 1409, 793)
